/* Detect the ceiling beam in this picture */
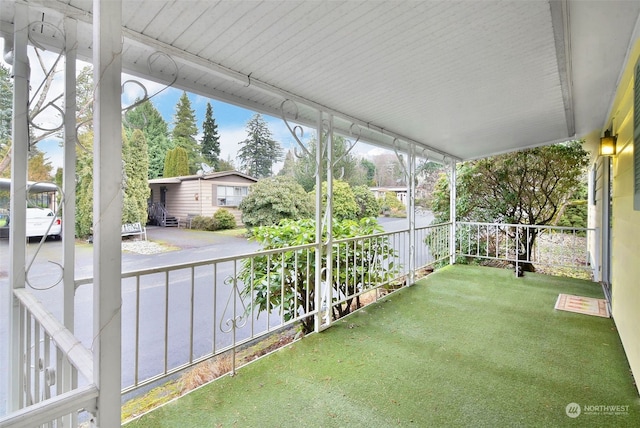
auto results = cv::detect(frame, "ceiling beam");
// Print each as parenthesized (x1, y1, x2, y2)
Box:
(550, 0, 575, 137)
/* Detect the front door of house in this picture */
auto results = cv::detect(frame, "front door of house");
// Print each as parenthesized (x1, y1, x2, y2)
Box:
(160, 186, 167, 207)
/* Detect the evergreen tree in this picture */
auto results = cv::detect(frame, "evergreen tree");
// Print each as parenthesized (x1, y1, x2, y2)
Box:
(27, 150, 54, 182)
(125, 99, 173, 179)
(174, 146, 189, 176)
(122, 129, 150, 224)
(217, 157, 235, 172)
(237, 113, 283, 178)
(0, 64, 13, 177)
(171, 92, 200, 174)
(278, 149, 296, 177)
(75, 132, 94, 237)
(200, 102, 221, 169)
(163, 147, 189, 177)
(0, 64, 11, 144)
(163, 149, 176, 178)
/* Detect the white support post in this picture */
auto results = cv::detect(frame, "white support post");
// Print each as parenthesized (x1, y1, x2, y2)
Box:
(324, 115, 334, 328)
(63, 16, 77, 335)
(8, 2, 29, 412)
(408, 144, 416, 285)
(449, 160, 457, 265)
(314, 111, 323, 333)
(62, 16, 78, 424)
(92, 0, 123, 426)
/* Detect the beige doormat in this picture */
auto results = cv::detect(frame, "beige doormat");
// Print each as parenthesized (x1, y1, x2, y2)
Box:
(555, 294, 609, 318)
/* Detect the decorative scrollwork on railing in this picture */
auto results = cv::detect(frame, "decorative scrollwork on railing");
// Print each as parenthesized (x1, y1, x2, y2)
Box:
(25, 182, 65, 291)
(393, 138, 409, 180)
(280, 99, 317, 160)
(26, 21, 66, 145)
(220, 274, 248, 374)
(332, 123, 361, 169)
(120, 52, 179, 131)
(220, 274, 248, 333)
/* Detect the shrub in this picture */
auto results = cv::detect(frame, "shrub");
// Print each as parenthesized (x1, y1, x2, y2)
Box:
(213, 208, 236, 230)
(380, 191, 405, 216)
(352, 185, 381, 219)
(239, 217, 398, 334)
(316, 180, 359, 221)
(240, 176, 313, 228)
(191, 215, 215, 231)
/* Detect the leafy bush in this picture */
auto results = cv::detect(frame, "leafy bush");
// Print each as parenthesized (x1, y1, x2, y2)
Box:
(239, 217, 398, 334)
(316, 180, 359, 221)
(380, 191, 405, 216)
(352, 185, 381, 218)
(191, 215, 215, 231)
(213, 208, 236, 230)
(239, 176, 313, 228)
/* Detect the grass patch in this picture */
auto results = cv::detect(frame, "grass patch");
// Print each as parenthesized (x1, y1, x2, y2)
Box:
(212, 227, 247, 237)
(121, 330, 295, 423)
(126, 265, 640, 427)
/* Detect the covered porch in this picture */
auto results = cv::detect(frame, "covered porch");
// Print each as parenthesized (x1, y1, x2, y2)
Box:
(127, 265, 640, 427)
(1, 1, 640, 427)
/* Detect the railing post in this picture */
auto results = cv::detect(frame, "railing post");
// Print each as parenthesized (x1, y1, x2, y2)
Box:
(8, 1, 29, 412)
(314, 110, 324, 332)
(61, 16, 79, 426)
(408, 143, 416, 285)
(93, 0, 123, 425)
(449, 160, 457, 265)
(324, 114, 334, 329)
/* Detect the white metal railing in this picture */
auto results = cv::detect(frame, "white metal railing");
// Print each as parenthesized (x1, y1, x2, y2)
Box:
(455, 222, 596, 276)
(71, 223, 452, 394)
(328, 222, 451, 320)
(3, 219, 599, 425)
(78, 244, 324, 393)
(0, 289, 97, 428)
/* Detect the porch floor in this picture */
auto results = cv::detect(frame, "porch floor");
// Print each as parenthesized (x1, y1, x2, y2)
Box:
(126, 265, 640, 427)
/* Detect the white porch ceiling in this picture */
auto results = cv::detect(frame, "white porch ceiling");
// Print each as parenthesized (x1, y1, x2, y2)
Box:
(1, 0, 639, 161)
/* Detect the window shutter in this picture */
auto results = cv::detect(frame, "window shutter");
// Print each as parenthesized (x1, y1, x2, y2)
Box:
(634, 58, 640, 210)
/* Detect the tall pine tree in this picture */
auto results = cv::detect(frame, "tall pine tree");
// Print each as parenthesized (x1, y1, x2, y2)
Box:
(237, 113, 283, 178)
(125, 99, 173, 179)
(172, 92, 200, 174)
(200, 102, 221, 170)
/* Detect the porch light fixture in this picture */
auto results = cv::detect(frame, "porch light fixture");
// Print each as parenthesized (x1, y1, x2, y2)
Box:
(599, 129, 617, 156)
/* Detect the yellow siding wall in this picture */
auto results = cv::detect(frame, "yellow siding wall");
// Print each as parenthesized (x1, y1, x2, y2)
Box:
(605, 40, 640, 395)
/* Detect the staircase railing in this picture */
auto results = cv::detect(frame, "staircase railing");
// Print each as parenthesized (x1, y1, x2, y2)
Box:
(148, 202, 168, 226)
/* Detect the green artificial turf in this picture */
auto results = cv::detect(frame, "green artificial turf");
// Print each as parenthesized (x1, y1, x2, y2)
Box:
(126, 265, 640, 427)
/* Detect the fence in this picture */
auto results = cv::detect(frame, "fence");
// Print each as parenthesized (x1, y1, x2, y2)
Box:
(3, 220, 596, 426)
(0, 289, 97, 427)
(455, 221, 595, 277)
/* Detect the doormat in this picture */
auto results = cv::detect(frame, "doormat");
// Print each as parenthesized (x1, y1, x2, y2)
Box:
(554, 294, 609, 318)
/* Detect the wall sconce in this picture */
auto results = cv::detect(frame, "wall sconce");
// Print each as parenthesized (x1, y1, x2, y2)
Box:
(194, 193, 199, 201)
(599, 129, 617, 156)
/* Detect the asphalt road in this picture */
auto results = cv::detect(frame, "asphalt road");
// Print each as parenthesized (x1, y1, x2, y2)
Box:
(0, 213, 434, 416)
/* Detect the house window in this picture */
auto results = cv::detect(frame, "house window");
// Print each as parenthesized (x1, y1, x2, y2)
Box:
(634, 57, 640, 211)
(216, 185, 248, 207)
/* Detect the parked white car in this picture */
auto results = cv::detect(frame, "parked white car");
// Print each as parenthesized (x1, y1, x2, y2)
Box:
(26, 207, 61, 239)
